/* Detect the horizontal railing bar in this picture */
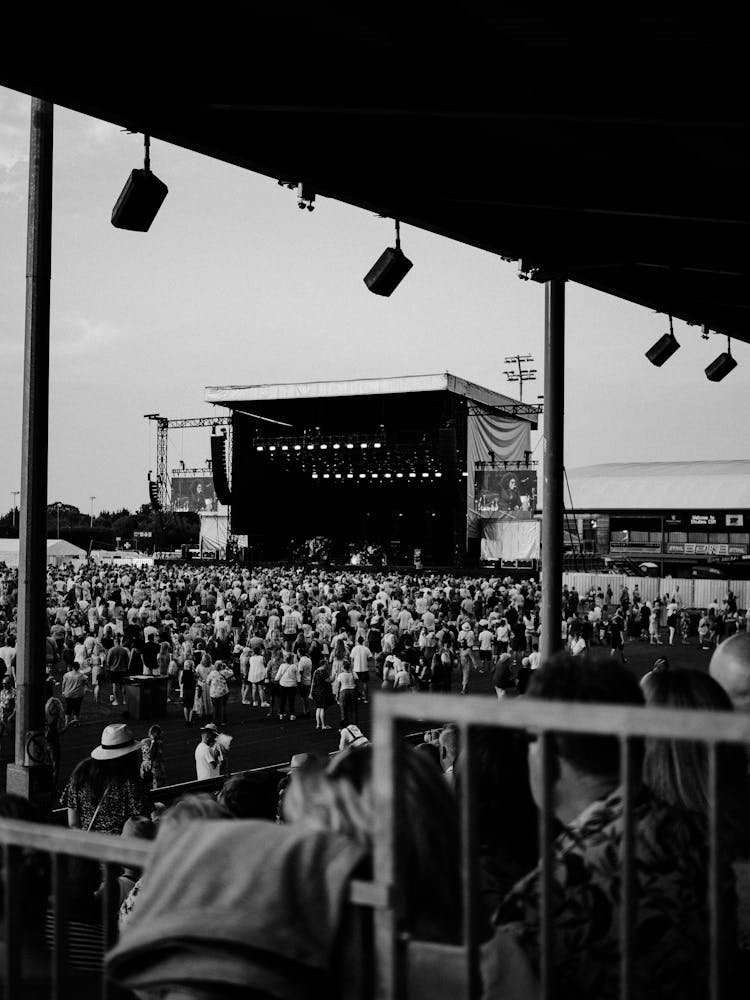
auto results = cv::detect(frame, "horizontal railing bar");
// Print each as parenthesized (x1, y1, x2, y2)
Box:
(0, 818, 154, 865)
(372, 694, 750, 743)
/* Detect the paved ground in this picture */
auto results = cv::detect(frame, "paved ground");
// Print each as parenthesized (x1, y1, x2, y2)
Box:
(0, 637, 714, 797)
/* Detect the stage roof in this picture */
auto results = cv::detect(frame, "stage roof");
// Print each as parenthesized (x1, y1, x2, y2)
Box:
(2, 8, 749, 342)
(566, 461, 750, 512)
(206, 372, 538, 424)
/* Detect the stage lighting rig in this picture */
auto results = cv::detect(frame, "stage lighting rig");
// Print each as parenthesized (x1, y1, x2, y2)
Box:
(112, 134, 168, 232)
(364, 219, 413, 296)
(645, 316, 680, 367)
(705, 336, 737, 382)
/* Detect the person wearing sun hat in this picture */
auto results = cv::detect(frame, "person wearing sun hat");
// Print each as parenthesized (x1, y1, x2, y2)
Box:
(60, 724, 149, 834)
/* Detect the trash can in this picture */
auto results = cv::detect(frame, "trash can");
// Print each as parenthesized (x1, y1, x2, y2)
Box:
(124, 675, 169, 721)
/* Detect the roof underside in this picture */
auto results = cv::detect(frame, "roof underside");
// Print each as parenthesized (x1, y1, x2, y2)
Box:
(206, 372, 535, 420)
(566, 462, 750, 511)
(3, 7, 750, 340)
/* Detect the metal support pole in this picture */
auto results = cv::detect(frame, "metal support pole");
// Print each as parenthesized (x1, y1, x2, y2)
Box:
(540, 278, 565, 663)
(6, 99, 55, 808)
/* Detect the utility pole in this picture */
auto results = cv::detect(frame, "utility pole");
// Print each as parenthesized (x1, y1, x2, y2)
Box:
(89, 495, 96, 527)
(7, 98, 54, 809)
(503, 354, 537, 402)
(10, 491, 19, 528)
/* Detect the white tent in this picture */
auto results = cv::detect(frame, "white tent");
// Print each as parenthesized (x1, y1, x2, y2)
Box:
(0, 538, 87, 568)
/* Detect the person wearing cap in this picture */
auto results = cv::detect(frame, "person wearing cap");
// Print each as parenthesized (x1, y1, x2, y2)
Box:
(194, 723, 226, 781)
(60, 724, 149, 834)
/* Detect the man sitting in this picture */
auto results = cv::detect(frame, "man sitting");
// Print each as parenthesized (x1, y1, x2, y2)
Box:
(483, 653, 714, 1000)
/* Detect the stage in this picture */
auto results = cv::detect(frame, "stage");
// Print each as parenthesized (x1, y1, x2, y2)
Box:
(205, 373, 539, 565)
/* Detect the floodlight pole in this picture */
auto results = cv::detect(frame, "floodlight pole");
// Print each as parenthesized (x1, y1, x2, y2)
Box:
(540, 279, 565, 664)
(7, 99, 55, 809)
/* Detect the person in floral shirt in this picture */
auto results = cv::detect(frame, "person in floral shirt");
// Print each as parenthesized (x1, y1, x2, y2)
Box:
(482, 655, 716, 1000)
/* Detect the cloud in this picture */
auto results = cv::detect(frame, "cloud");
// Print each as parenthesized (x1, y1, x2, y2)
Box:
(50, 313, 122, 366)
(0, 89, 30, 203)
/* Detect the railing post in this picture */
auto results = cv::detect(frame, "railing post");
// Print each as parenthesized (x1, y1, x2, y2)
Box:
(5, 98, 55, 810)
(540, 277, 565, 662)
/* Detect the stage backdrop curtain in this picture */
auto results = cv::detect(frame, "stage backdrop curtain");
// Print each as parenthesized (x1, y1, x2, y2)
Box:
(481, 520, 540, 561)
(467, 408, 530, 538)
(199, 513, 229, 555)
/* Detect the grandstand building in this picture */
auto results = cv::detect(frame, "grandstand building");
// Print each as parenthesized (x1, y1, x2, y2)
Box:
(564, 461, 750, 574)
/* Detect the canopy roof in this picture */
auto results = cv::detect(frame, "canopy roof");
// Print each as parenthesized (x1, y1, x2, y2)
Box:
(2, 8, 749, 341)
(206, 372, 537, 423)
(566, 462, 750, 512)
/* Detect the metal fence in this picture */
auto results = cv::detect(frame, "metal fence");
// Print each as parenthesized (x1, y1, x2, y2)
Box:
(3, 695, 750, 999)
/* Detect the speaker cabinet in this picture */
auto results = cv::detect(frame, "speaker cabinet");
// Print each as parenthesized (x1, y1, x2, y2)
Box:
(210, 434, 232, 505)
(645, 332, 679, 367)
(705, 352, 737, 382)
(112, 169, 168, 231)
(363, 247, 413, 296)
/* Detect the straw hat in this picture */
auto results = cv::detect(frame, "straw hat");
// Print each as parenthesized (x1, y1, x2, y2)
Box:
(277, 752, 316, 774)
(90, 724, 140, 761)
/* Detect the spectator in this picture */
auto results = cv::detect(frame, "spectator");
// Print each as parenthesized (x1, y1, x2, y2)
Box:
(61, 724, 149, 834)
(194, 723, 227, 781)
(483, 653, 714, 1000)
(61, 659, 87, 727)
(275, 652, 300, 722)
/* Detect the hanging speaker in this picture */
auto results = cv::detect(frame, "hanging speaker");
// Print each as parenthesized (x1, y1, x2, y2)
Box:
(210, 434, 232, 505)
(363, 247, 413, 296)
(148, 477, 161, 511)
(645, 331, 680, 367)
(112, 169, 168, 231)
(705, 351, 737, 382)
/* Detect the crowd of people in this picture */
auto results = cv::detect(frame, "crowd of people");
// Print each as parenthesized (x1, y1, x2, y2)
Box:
(2, 559, 750, 997)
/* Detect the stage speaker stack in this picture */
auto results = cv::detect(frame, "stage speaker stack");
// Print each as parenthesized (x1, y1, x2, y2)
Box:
(363, 247, 413, 296)
(210, 433, 233, 505)
(148, 477, 161, 511)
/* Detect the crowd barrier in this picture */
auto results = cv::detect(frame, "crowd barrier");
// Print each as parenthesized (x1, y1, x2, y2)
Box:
(562, 572, 748, 611)
(2, 696, 748, 1000)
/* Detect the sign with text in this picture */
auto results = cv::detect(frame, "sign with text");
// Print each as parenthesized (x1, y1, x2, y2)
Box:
(667, 542, 748, 556)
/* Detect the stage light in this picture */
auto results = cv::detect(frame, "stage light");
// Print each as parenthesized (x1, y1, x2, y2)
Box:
(421, 472, 429, 478)
(346, 443, 354, 449)
(372, 473, 379, 478)
(347, 473, 354, 479)
(360, 443, 368, 449)
(359, 473, 366, 479)
(256, 445, 264, 452)
(111, 135, 168, 232)
(462, 471, 468, 477)
(384, 473, 392, 478)
(646, 316, 680, 367)
(294, 444, 302, 451)
(307, 444, 314, 451)
(320, 444, 328, 450)
(333, 443, 340, 449)
(435, 472, 442, 478)
(312, 473, 319, 479)
(705, 337, 737, 382)
(364, 219, 413, 296)
(281, 445, 288, 451)
(374, 443, 382, 449)
(323, 473, 330, 479)
(409, 473, 417, 478)
(396, 473, 404, 478)
(269, 445, 276, 452)
(335, 473, 342, 478)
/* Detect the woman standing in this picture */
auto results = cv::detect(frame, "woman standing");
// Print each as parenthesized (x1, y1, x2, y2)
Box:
(61, 724, 149, 834)
(247, 649, 268, 708)
(332, 661, 357, 726)
(329, 638, 349, 682)
(311, 663, 333, 730)
(140, 724, 168, 789)
(195, 652, 213, 720)
(90, 641, 105, 704)
(156, 641, 172, 677)
(206, 661, 233, 725)
(275, 653, 300, 722)
(179, 657, 197, 726)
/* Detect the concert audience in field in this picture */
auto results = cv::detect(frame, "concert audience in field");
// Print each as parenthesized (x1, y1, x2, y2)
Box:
(2, 560, 750, 996)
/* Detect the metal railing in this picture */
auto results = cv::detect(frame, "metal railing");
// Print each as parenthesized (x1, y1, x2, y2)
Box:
(370, 694, 750, 1000)
(2, 696, 749, 999)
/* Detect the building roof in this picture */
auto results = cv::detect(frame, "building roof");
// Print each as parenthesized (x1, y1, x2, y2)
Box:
(566, 462, 750, 512)
(2, 9, 749, 340)
(206, 372, 538, 423)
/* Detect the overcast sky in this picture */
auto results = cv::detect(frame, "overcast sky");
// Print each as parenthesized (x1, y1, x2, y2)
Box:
(1, 88, 747, 517)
